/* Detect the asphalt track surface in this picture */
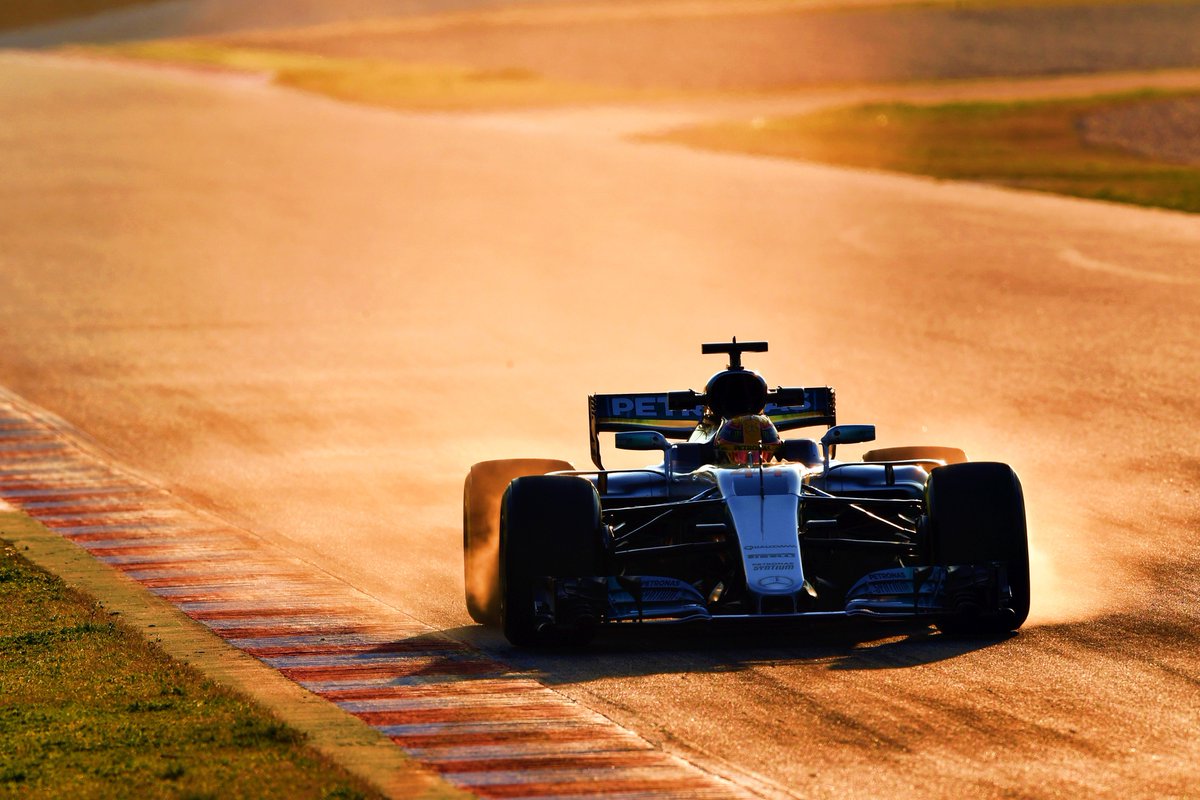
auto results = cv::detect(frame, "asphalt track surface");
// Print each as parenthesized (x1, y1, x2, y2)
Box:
(1, 51, 1199, 798)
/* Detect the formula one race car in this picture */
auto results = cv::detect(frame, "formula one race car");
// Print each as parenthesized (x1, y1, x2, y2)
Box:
(463, 339, 1029, 646)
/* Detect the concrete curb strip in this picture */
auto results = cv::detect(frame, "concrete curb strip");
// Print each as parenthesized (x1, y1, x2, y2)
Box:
(1, 509, 469, 800)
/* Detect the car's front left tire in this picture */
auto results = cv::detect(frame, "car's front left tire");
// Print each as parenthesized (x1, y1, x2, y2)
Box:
(926, 462, 1030, 635)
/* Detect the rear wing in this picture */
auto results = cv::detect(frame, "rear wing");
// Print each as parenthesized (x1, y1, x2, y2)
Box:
(589, 387, 835, 469)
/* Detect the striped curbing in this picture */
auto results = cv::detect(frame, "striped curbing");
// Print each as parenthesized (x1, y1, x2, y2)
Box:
(0, 387, 750, 800)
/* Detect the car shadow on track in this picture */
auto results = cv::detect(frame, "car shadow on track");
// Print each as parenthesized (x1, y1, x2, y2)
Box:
(438, 619, 1009, 684)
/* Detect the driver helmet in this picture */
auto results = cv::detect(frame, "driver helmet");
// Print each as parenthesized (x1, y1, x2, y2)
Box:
(715, 414, 780, 466)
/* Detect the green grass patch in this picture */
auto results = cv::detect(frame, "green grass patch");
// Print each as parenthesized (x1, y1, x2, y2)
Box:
(650, 91, 1200, 213)
(91, 41, 648, 111)
(0, 537, 381, 800)
(0, 0, 161, 33)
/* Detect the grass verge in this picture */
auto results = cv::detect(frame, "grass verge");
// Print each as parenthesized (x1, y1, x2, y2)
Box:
(0, 531, 382, 800)
(648, 91, 1200, 213)
(87, 41, 651, 111)
(0, 0, 160, 33)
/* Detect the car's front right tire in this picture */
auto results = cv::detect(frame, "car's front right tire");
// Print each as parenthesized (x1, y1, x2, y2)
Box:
(500, 475, 604, 647)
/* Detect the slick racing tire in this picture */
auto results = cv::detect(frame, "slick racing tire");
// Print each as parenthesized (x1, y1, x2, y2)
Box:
(926, 462, 1030, 635)
(463, 459, 572, 625)
(863, 446, 968, 465)
(500, 475, 604, 647)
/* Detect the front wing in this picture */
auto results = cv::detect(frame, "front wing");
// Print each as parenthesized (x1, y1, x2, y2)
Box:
(530, 564, 1019, 631)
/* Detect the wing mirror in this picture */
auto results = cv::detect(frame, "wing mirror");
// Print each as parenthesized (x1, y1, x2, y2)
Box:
(820, 424, 876, 470)
(615, 431, 671, 451)
(820, 425, 876, 447)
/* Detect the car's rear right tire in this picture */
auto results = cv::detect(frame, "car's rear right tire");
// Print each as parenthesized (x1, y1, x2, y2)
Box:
(463, 459, 572, 625)
(926, 462, 1030, 635)
(500, 475, 604, 647)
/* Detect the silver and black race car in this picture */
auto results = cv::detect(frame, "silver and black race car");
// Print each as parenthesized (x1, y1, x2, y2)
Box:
(463, 339, 1029, 646)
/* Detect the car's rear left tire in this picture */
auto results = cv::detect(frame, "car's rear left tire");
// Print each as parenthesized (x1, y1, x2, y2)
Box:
(863, 445, 968, 465)
(926, 462, 1030, 635)
(500, 475, 604, 647)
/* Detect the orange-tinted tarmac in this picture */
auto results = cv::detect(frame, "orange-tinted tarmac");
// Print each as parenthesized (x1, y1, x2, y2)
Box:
(1, 47, 1199, 798)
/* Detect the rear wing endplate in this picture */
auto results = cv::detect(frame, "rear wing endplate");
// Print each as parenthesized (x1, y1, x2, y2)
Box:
(588, 387, 835, 469)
